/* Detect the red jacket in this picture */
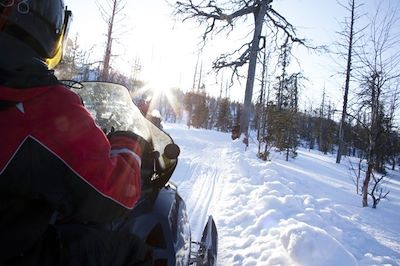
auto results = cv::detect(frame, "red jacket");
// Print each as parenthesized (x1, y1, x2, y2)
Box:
(0, 83, 142, 259)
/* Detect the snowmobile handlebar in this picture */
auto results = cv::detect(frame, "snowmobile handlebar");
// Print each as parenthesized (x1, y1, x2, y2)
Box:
(141, 142, 180, 190)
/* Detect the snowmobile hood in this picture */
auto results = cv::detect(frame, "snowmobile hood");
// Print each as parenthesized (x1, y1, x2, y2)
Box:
(0, 85, 52, 102)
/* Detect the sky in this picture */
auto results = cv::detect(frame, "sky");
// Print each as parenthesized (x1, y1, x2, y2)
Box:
(164, 122, 400, 265)
(64, 0, 399, 111)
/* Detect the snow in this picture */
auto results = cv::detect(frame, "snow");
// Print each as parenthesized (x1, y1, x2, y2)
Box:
(164, 123, 400, 266)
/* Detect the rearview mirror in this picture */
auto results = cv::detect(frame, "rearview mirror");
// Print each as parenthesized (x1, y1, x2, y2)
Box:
(164, 143, 180, 160)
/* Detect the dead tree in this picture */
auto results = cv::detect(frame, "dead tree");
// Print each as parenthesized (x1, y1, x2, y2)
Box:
(336, 0, 364, 164)
(355, 3, 400, 207)
(98, 0, 127, 81)
(174, 0, 307, 137)
(369, 172, 390, 208)
(347, 157, 364, 195)
(257, 41, 272, 159)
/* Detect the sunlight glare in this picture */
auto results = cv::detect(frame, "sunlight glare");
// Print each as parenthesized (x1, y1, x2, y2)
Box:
(133, 82, 182, 120)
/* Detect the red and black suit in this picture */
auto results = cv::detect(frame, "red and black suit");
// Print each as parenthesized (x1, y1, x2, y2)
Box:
(0, 70, 145, 264)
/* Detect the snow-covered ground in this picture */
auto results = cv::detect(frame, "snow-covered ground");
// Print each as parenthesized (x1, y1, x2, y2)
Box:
(164, 123, 400, 266)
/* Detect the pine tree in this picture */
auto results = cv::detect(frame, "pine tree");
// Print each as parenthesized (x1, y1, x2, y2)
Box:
(216, 98, 232, 132)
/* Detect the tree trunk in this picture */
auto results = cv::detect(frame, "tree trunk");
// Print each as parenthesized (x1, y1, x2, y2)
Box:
(240, 1, 270, 136)
(319, 89, 325, 153)
(286, 147, 289, 161)
(336, 0, 355, 164)
(258, 46, 269, 155)
(362, 162, 373, 207)
(101, 0, 117, 81)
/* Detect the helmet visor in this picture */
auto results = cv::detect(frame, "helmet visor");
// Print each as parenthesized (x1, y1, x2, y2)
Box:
(46, 8, 72, 69)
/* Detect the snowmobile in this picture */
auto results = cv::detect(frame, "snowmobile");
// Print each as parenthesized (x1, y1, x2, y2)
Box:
(71, 81, 218, 266)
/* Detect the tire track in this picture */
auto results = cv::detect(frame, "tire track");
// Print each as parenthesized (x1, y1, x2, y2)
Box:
(187, 165, 219, 240)
(178, 143, 229, 240)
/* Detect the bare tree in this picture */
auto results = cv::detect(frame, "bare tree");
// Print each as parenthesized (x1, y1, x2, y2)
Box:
(174, 0, 307, 138)
(257, 41, 272, 159)
(354, 3, 400, 207)
(347, 156, 363, 195)
(97, 0, 127, 81)
(369, 172, 390, 208)
(336, 0, 365, 164)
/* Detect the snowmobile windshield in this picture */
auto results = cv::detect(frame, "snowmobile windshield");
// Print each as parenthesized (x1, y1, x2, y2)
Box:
(73, 82, 176, 171)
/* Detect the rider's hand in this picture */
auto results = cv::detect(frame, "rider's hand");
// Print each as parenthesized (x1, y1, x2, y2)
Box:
(107, 131, 149, 166)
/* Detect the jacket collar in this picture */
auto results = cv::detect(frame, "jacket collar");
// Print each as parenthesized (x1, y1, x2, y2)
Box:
(0, 62, 59, 89)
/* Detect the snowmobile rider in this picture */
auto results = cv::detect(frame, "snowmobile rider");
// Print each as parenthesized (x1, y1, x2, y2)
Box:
(0, 0, 150, 265)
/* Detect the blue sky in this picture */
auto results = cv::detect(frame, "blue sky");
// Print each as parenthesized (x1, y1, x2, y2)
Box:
(64, 0, 399, 112)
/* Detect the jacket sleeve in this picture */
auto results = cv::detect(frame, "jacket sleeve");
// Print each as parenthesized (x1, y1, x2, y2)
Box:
(32, 86, 143, 223)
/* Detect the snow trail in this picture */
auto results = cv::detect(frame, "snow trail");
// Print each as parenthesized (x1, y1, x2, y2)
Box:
(164, 123, 400, 266)
(167, 124, 231, 240)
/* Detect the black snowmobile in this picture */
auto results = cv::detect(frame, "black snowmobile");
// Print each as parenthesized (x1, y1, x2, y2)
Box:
(72, 81, 218, 266)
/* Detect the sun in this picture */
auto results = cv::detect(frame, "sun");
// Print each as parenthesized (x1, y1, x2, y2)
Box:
(132, 83, 182, 119)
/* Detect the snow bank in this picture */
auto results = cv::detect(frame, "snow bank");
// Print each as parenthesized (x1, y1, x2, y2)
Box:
(279, 219, 357, 266)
